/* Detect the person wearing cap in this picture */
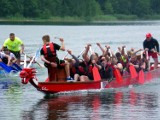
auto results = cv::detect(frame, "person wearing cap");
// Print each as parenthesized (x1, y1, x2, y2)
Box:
(143, 33, 159, 70)
(2, 33, 24, 65)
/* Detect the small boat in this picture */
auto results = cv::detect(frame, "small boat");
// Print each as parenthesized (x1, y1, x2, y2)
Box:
(19, 64, 160, 94)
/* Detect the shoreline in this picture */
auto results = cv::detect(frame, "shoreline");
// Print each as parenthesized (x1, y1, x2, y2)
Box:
(0, 17, 160, 25)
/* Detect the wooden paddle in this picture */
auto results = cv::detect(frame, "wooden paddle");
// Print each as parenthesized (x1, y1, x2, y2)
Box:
(138, 70, 144, 84)
(114, 68, 123, 84)
(92, 66, 101, 81)
(129, 65, 138, 78)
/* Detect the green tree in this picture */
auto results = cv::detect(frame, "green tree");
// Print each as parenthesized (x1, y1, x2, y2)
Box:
(104, 1, 114, 14)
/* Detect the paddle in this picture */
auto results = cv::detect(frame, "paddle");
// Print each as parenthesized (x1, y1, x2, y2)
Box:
(113, 68, 123, 84)
(92, 66, 101, 81)
(77, 48, 85, 58)
(24, 49, 44, 68)
(89, 46, 101, 81)
(129, 65, 138, 78)
(138, 70, 144, 84)
(12, 63, 22, 71)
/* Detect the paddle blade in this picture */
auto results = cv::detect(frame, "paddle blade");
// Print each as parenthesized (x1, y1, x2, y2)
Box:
(12, 63, 22, 71)
(138, 70, 144, 84)
(114, 69, 123, 84)
(129, 65, 138, 78)
(92, 66, 101, 81)
(24, 54, 27, 68)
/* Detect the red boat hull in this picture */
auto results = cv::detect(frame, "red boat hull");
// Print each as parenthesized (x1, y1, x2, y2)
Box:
(28, 68, 160, 94)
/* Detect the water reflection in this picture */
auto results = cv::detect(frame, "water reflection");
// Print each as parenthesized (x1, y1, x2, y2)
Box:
(22, 89, 159, 120)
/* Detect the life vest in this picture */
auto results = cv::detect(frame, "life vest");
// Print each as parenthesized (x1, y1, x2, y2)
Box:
(88, 65, 93, 74)
(105, 64, 113, 71)
(42, 43, 56, 58)
(78, 66, 86, 75)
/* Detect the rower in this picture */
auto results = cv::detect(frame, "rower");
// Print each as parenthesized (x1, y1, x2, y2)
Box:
(2, 47, 17, 65)
(40, 35, 73, 82)
(143, 33, 160, 70)
(0, 51, 11, 66)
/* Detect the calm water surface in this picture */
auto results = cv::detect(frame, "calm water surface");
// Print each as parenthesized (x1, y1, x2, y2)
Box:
(0, 21, 160, 120)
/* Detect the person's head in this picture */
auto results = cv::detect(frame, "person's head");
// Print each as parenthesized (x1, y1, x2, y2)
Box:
(10, 33, 15, 41)
(3, 47, 10, 54)
(130, 54, 137, 62)
(115, 52, 121, 59)
(42, 35, 50, 44)
(90, 53, 99, 62)
(146, 33, 152, 41)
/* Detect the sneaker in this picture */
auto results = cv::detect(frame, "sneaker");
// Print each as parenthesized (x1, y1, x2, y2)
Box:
(66, 77, 74, 82)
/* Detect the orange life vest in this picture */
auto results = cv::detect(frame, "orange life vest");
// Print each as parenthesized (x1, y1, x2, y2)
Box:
(42, 43, 56, 58)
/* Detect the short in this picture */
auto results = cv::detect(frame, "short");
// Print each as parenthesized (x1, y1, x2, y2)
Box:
(148, 52, 158, 59)
(56, 59, 65, 68)
(10, 50, 20, 59)
(44, 58, 65, 69)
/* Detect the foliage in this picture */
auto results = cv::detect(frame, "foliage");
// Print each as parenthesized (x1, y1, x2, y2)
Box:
(0, 0, 160, 20)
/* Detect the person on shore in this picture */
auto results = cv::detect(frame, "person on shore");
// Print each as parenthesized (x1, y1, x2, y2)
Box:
(2, 33, 24, 65)
(40, 35, 73, 81)
(143, 33, 159, 70)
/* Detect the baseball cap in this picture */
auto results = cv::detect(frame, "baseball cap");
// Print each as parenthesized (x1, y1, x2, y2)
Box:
(146, 33, 152, 38)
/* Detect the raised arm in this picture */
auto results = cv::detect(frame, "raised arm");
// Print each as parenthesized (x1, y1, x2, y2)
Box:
(96, 43, 105, 55)
(59, 38, 65, 51)
(82, 44, 91, 62)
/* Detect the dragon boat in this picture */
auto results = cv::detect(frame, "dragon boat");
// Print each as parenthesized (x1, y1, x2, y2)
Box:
(19, 63, 160, 94)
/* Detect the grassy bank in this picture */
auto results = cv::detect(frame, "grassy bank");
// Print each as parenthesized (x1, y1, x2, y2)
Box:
(0, 14, 160, 25)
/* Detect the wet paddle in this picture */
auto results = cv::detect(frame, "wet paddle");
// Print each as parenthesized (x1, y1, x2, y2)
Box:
(114, 68, 123, 84)
(12, 63, 22, 71)
(138, 70, 144, 84)
(77, 48, 85, 58)
(129, 65, 138, 78)
(24, 49, 44, 68)
(92, 66, 101, 81)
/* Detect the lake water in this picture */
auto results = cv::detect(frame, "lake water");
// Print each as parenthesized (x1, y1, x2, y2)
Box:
(0, 21, 160, 120)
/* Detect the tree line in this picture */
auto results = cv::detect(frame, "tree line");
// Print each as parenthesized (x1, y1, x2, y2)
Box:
(0, 0, 160, 19)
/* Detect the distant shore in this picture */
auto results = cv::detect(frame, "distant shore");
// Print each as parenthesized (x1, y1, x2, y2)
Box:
(0, 15, 160, 25)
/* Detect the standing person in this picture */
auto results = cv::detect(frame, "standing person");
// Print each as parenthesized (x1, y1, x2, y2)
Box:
(2, 33, 24, 65)
(40, 35, 73, 81)
(143, 33, 160, 70)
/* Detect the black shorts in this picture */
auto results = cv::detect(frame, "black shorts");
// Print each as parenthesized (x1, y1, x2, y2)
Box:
(10, 50, 20, 59)
(56, 58, 65, 69)
(44, 58, 65, 69)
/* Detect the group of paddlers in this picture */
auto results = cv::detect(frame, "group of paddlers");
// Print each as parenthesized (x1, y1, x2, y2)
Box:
(0, 33, 159, 82)
(40, 33, 159, 82)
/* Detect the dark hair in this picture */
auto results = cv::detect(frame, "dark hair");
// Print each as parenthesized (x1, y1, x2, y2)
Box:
(42, 35, 50, 42)
(3, 47, 8, 51)
(10, 33, 15, 36)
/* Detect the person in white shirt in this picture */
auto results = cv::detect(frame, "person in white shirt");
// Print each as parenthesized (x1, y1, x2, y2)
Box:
(3, 47, 17, 65)
(0, 51, 11, 66)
